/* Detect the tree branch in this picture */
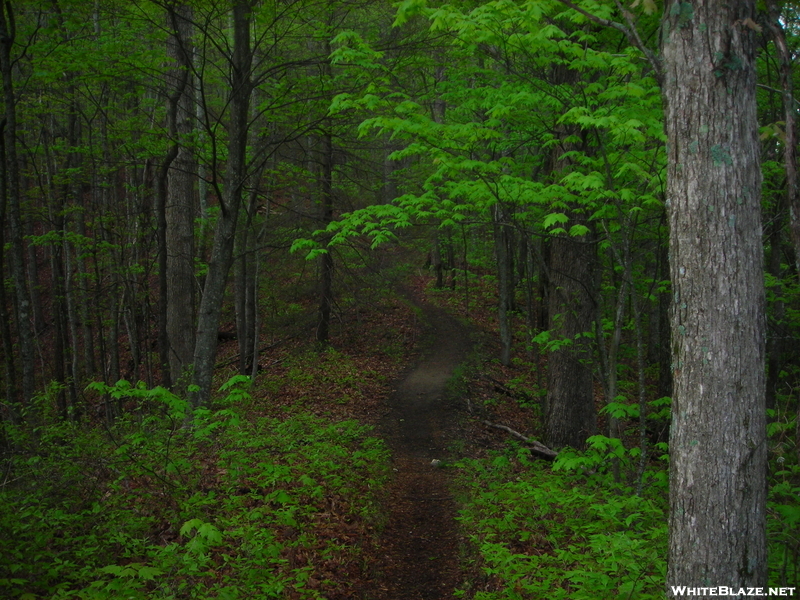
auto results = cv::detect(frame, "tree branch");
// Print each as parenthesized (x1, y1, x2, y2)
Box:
(553, 0, 663, 84)
(481, 419, 559, 460)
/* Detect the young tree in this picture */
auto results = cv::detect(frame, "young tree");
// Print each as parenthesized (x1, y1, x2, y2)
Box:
(192, 0, 252, 407)
(165, 3, 197, 389)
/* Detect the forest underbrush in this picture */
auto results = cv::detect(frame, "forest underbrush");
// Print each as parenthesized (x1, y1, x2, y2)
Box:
(420, 275, 800, 598)
(0, 286, 420, 599)
(2, 267, 799, 599)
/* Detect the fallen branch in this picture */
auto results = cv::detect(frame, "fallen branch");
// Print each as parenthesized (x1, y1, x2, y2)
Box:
(480, 373, 537, 405)
(481, 419, 558, 461)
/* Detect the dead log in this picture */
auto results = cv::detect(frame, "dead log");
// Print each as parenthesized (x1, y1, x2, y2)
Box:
(481, 419, 558, 461)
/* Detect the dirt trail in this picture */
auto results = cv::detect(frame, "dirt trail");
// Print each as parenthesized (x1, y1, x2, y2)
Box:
(363, 299, 473, 600)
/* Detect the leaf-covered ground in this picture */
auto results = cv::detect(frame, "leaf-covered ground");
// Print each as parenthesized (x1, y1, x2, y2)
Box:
(6, 265, 792, 599)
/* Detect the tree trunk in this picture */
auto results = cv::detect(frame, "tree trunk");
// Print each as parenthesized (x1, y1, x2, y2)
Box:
(766, 3, 799, 276)
(25, 220, 44, 336)
(235, 223, 252, 372)
(662, 0, 767, 591)
(431, 228, 443, 289)
(493, 204, 513, 366)
(764, 2, 792, 416)
(545, 216, 596, 449)
(156, 155, 176, 387)
(316, 130, 334, 345)
(75, 203, 95, 377)
(0, 3, 36, 405)
(0, 119, 15, 408)
(191, 0, 251, 407)
(235, 193, 257, 374)
(166, 4, 196, 389)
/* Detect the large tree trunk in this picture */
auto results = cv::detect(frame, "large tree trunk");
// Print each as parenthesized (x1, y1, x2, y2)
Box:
(191, 0, 251, 407)
(545, 215, 596, 449)
(662, 0, 767, 592)
(166, 4, 196, 389)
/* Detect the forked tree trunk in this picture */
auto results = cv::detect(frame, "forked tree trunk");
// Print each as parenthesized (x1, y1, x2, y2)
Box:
(191, 0, 251, 407)
(662, 0, 767, 591)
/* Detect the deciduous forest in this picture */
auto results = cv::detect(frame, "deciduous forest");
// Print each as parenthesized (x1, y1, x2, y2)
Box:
(0, 0, 798, 598)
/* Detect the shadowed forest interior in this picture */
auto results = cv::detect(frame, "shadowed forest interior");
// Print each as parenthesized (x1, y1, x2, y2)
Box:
(1, 1, 799, 598)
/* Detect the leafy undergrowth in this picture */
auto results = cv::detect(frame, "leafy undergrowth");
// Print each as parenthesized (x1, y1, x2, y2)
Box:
(454, 434, 800, 599)
(453, 441, 668, 600)
(418, 271, 800, 596)
(1, 286, 425, 600)
(0, 377, 390, 599)
(423, 260, 800, 595)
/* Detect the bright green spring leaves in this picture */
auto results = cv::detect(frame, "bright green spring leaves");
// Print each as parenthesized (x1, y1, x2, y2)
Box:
(311, 0, 665, 253)
(455, 445, 667, 599)
(0, 378, 389, 599)
(454, 417, 800, 598)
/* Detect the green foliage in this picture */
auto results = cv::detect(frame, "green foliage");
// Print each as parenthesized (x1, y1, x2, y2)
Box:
(0, 378, 389, 599)
(766, 399, 800, 586)
(454, 446, 667, 599)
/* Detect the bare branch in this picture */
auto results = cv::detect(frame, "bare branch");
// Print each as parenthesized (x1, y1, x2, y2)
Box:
(481, 419, 559, 460)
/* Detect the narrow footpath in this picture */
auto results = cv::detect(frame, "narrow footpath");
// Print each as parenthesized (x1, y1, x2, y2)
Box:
(362, 299, 473, 600)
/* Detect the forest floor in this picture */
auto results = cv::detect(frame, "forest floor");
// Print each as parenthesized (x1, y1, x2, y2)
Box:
(359, 292, 474, 600)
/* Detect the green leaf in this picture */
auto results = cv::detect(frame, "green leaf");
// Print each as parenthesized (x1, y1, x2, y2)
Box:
(543, 212, 568, 229)
(180, 518, 203, 537)
(198, 522, 223, 544)
(569, 224, 590, 236)
(394, 0, 428, 26)
(137, 565, 163, 580)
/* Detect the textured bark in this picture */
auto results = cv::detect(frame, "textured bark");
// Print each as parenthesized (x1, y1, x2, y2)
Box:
(545, 219, 596, 449)
(157, 5, 192, 388)
(662, 0, 767, 592)
(166, 4, 196, 388)
(192, 0, 251, 407)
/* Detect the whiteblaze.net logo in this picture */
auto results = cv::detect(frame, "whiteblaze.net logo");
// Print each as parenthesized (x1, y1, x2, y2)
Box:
(671, 587, 796, 597)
